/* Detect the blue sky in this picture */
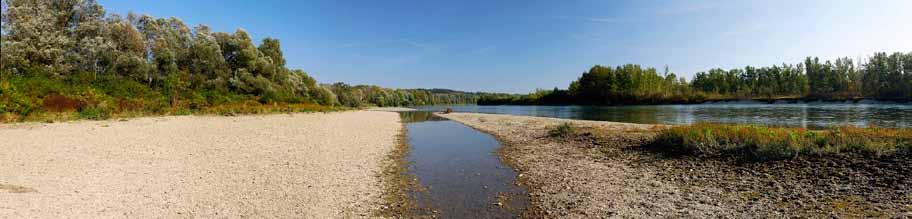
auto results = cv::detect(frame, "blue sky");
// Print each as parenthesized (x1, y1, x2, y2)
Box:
(98, 0, 912, 93)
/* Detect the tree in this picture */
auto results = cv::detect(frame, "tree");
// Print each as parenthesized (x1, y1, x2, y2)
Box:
(220, 29, 258, 72)
(863, 53, 888, 97)
(258, 37, 285, 81)
(904, 52, 912, 99)
(2, 0, 83, 75)
(311, 85, 337, 106)
(187, 25, 228, 90)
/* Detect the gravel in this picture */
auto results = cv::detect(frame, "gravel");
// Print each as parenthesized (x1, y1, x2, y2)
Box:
(0, 111, 401, 218)
(438, 112, 912, 218)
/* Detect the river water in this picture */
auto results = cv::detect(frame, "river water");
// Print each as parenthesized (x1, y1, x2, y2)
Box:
(416, 103, 912, 128)
(400, 111, 527, 218)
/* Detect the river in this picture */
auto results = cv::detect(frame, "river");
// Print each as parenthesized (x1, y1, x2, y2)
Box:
(400, 111, 527, 218)
(415, 103, 912, 128)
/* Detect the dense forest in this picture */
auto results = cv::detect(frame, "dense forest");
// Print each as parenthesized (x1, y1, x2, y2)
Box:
(0, 0, 478, 121)
(480, 52, 912, 105)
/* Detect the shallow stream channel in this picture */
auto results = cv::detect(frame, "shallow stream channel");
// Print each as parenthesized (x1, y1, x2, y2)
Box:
(399, 111, 528, 218)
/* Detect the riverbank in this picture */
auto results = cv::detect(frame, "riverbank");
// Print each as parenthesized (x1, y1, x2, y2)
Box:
(0, 111, 402, 218)
(438, 113, 912, 218)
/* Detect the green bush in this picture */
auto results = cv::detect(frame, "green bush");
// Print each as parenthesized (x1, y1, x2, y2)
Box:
(549, 122, 576, 138)
(0, 79, 36, 116)
(78, 105, 112, 120)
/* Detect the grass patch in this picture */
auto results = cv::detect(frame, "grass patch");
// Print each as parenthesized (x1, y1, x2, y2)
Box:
(78, 106, 113, 120)
(822, 196, 882, 218)
(652, 123, 912, 161)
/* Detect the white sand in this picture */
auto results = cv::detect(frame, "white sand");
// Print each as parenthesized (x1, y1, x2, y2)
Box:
(0, 111, 401, 218)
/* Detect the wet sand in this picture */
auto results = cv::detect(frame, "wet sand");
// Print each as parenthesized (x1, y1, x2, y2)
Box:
(0, 111, 401, 218)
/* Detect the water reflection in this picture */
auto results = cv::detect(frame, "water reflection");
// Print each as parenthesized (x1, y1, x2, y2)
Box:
(415, 103, 912, 128)
(400, 111, 448, 123)
(400, 111, 528, 218)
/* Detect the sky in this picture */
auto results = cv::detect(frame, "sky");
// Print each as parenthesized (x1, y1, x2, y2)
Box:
(98, 0, 912, 93)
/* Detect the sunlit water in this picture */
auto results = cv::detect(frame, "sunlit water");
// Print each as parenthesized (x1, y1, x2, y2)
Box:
(400, 112, 527, 218)
(416, 103, 912, 128)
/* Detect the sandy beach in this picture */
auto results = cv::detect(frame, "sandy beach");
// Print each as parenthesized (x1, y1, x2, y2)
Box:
(0, 111, 401, 218)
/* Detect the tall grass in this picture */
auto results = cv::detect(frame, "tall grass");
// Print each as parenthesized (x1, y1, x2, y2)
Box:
(653, 123, 912, 161)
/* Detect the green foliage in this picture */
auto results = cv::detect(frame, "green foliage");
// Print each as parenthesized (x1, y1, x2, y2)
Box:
(570, 64, 696, 104)
(325, 83, 481, 107)
(692, 53, 912, 100)
(692, 63, 809, 98)
(653, 124, 912, 161)
(482, 52, 910, 106)
(481, 64, 700, 105)
(78, 105, 112, 120)
(0, 76, 36, 116)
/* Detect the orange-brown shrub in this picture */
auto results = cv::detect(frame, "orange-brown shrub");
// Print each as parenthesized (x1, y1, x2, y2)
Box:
(41, 93, 84, 112)
(116, 98, 145, 112)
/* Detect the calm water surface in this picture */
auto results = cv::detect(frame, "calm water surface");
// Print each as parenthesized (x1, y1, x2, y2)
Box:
(401, 112, 527, 218)
(416, 103, 912, 128)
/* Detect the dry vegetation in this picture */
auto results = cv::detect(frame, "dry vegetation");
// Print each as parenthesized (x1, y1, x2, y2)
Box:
(651, 123, 912, 161)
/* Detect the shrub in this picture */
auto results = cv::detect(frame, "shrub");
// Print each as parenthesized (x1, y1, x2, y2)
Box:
(1, 79, 36, 117)
(549, 122, 576, 138)
(42, 93, 83, 112)
(79, 105, 113, 120)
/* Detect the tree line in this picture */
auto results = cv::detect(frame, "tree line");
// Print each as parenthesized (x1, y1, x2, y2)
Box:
(328, 84, 481, 107)
(480, 52, 912, 105)
(0, 0, 478, 120)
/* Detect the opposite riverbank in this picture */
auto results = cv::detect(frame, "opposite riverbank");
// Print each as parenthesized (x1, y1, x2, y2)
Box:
(438, 112, 911, 218)
(0, 111, 402, 218)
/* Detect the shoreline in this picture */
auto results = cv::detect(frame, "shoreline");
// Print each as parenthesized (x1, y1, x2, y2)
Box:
(375, 117, 421, 217)
(438, 112, 911, 217)
(477, 98, 912, 107)
(0, 111, 403, 218)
